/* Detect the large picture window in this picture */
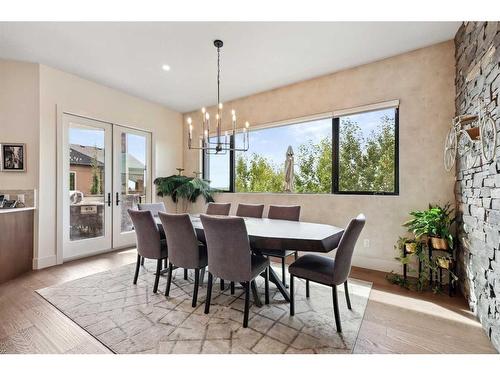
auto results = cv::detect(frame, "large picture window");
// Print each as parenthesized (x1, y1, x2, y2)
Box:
(202, 104, 399, 195)
(333, 107, 399, 195)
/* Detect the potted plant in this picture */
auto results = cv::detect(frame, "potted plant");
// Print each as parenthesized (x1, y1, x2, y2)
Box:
(403, 203, 455, 250)
(154, 170, 217, 212)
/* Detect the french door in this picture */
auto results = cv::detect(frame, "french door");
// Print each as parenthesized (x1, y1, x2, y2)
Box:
(61, 114, 152, 261)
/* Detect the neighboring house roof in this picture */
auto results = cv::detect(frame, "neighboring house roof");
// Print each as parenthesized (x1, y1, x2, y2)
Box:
(69, 144, 145, 172)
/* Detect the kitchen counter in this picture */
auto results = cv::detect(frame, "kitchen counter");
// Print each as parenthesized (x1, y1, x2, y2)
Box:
(0, 207, 35, 214)
(0, 207, 34, 283)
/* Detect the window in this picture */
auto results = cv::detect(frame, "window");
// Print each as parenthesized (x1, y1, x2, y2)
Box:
(69, 171, 76, 191)
(333, 107, 399, 195)
(234, 118, 332, 193)
(202, 104, 399, 195)
(202, 136, 232, 191)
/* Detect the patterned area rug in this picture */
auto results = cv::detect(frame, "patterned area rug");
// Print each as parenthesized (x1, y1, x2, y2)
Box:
(37, 261, 372, 354)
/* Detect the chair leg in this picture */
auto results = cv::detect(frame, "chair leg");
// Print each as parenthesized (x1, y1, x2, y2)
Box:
(200, 267, 206, 286)
(281, 258, 287, 287)
(290, 275, 295, 316)
(332, 285, 342, 333)
(344, 281, 352, 310)
(264, 267, 270, 304)
(165, 262, 173, 296)
(243, 281, 250, 328)
(133, 254, 141, 284)
(164, 258, 168, 269)
(204, 272, 213, 314)
(294, 252, 298, 261)
(192, 269, 200, 307)
(153, 259, 161, 293)
(306, 279, 310, 298)
(140, 256, 145, 266)
(230, 281, 235, 295)
(184, 269, 188, 280)
(220, 279, 225, 290)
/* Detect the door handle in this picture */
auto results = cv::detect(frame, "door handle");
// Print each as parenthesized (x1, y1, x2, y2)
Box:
(116, 192, 121, 206)
(106, 193, 111, 207)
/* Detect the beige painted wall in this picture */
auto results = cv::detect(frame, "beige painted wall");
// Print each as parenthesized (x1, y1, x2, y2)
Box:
(182, 41, 456, 272)
(0, 60, 39, 190)
(36, 64, 183, 268)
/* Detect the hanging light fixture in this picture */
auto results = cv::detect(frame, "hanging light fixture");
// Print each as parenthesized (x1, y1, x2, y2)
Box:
(187, 40, 250, 154)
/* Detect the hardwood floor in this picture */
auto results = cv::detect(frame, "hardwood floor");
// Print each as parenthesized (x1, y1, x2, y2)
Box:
(0, 249, 496, 354)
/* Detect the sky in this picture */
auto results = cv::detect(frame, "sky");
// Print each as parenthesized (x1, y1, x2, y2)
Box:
(207, 108, 395, 189)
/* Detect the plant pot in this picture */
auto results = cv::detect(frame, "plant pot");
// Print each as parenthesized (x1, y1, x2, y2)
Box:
(436, 257, 452, 269)
(430, 236, 448, 250)
(405, 242, 417, 254)
(465, 127, 480, 140)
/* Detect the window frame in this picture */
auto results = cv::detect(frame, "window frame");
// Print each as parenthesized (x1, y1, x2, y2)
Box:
(332, 107, 399, 196)
(202, 106, 399, 196)
(202, 135, 235, 193)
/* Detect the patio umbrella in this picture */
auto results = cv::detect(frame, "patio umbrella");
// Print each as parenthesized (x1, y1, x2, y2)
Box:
(284, 145, 294, 193)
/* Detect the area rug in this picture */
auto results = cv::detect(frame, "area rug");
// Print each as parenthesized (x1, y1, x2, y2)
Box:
(37, 261, 372, 354)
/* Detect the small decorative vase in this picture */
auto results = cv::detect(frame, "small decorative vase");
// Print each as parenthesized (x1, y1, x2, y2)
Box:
(430, 236, 448, 250)
(405, 242, 417, 254)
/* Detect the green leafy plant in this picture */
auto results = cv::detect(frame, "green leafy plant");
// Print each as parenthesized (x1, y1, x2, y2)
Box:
(403, 203, 455, 248)
(154, 172, 217, 212)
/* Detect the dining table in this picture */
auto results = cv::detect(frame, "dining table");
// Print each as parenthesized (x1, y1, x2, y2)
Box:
(154, 215, 345, 304)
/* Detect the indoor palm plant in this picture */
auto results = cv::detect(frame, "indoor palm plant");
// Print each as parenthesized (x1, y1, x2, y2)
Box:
(403, 203, 455, 249)
(154, 170, 217, 212)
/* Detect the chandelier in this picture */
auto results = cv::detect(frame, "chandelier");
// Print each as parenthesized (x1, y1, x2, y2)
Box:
(187, 40, 249, 154)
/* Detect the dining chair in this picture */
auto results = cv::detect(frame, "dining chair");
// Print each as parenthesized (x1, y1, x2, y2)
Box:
(260, 205, 301, 287)
(200, 214, 270, 328)
(128, 209, 168, 294)
(288, 214, 366, 332)
(138, 202, 167, 266)
(236, 203, 265, 218)
(158, 212, 208, 307)
(206, 202, 231, 216)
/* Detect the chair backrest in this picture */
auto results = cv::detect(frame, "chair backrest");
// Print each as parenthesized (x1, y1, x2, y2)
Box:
(158, 212, 200, 269)
(236, 203, 264, 218)
(137, 202, 166, 217)
(332, 214, 366, 285)
(206, 202, 231, 216)
(200, 214, 252, 282)
(128, 209, 162, 259)
(268, 205, 301, 221)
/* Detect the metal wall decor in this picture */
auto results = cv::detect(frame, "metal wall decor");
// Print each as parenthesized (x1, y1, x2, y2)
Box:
(187, 40, 250, 155)
(444, 95, 498, 171)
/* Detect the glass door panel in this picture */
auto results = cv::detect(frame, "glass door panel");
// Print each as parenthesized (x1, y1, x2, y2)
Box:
(113, 126, 152, 248)
(62, 114, 112, 260)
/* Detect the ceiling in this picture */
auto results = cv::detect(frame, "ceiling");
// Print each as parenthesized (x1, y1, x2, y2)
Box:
(0, 22, 460, 113)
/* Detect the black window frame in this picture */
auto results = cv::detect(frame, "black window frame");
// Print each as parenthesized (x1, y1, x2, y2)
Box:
(332, 107, 399, 196)
(202, 135, 235, 193)
(202, 107, 399, 196)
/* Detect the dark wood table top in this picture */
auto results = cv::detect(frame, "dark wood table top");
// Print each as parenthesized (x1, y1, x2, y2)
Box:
(156, 215, 344, 253)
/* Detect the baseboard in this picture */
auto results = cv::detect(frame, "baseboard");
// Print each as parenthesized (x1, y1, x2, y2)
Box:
(351, 255, 400, 273)
(33, 254, 57, 270)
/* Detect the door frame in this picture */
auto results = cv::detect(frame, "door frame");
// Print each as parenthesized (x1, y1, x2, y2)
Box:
(56, 106, 156, 264)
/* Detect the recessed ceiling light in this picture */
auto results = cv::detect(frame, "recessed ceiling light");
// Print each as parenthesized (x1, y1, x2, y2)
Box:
(162, 64, 171, 72)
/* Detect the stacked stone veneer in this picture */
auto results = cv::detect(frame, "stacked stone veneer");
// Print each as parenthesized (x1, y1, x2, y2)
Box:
(455, 22, 500, 352)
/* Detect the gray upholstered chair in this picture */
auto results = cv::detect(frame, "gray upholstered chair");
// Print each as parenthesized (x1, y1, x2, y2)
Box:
(200, 214, 270, 328)
(158, 212, 208, 307)
(206, 202, 231, 216)
(137, 202, 166, 217)
(138, 202, 167, 266)
(128, 209, 168, 294)
(260, 205, 301, 287)
(288, 214, 366, 332)
(236, 203, 265, 218)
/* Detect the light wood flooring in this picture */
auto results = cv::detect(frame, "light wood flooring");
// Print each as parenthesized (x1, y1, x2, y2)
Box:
(0, 249, 496, 354)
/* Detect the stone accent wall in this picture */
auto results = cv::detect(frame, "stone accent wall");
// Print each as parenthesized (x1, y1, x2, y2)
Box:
(455, 22, 500, 352)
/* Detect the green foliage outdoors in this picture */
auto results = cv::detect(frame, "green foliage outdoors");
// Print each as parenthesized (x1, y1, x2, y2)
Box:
(234, 114, 395, 193)
(89, 149, 102, 195)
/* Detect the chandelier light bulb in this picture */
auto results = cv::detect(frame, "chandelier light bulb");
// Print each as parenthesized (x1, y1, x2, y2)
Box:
(231, 109, 235, 116)
(201, 107, 206, 114)
(206, 113, 210, 120)
(218, 103, 223, 110)
(245, 121, 250, 128)
(187, 117, 192, 125)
